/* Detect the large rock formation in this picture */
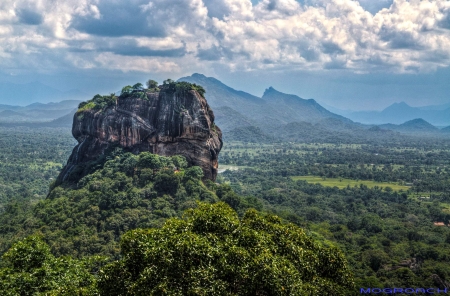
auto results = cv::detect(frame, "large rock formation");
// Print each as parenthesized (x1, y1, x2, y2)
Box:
(57, 83, 222, 183)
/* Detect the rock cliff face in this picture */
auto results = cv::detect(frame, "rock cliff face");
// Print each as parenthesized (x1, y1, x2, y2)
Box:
(57, 84, 222, 183)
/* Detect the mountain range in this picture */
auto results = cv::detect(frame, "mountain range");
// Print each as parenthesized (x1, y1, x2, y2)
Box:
(2, 74, 450, 142)
(178, 73, 347, 131)
(0, 100, 80, 123)
(343, 101, 450, 126)
(178, 74, 450, 142)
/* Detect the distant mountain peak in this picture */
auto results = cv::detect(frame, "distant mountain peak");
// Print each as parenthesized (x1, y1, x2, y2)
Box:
(262, 86, 279, 97)
(191, 73, 207, 79)
(408, 118, 425, 122)
(383, 101, 413, 111)
(402, 118, 431, 125)
(398, 118, 438, 131)
(26, 102, 46, 107)
(180, 73, 226, 89)
(262, 87, 309, 103)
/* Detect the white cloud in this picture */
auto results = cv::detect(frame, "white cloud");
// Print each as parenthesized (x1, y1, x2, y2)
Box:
(94, 52, 181, 73)
(0, 0, 449, 74)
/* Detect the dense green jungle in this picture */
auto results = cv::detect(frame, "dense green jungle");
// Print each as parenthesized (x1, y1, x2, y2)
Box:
(2, 106, 450, 293)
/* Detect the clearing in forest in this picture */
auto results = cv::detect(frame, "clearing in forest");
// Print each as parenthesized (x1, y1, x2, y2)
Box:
(291, 176, 410, 191)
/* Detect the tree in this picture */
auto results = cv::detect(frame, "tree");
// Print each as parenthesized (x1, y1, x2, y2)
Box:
(132, 83, 144, 91)
(183, 166, 204, 181)
(154, 171, 180, 195)
(362, 249, 388, 272)
(98, 202, 354, 295)
(171, 155, 188, 169)
(0, 236, 102, 295)
(137, 152, 163, 170)
(191, 83, 206, 97)
(146, 79, 158, 89)
(163, 78, 174, 85)
(2, 235, 52, 272)
(120, 85, 133, 96)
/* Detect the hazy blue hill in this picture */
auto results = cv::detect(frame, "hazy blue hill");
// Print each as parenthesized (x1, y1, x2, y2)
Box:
(381, 102, 421, 120)
(348, 102, 419, 124)
(0, 100, 81, 123)
(45, 108, 77, 127)
(23, 108, 75, 121)
(0, 110, 25, 118)
(367, 126, 395, 133)
(399, 118, 440, 131)
(380, 118, 439, 133)
(213, 106, 257, 132)
(1, 109, 77, 127)
(178, 73, 351, 129)
(0, 104, 21, 111)
(269, 119, 406, 144)
(418, 102, 450, 111)
(262, 87, 349, 123)
(314, 101, 353, 117)
(348, 101, 450, 126)
(23, 100, 82, 111)
(315, 117, 365, 132)
(0, 82, 86, 105)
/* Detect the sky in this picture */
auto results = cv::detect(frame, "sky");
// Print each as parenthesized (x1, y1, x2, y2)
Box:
(1, 0, 450, 110)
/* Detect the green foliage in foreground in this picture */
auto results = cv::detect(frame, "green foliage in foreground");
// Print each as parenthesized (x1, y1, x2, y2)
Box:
(98, 202, 354, 295)
(0, 204, 354, 295)
(0, 151, 213, 258)
(0, 236, 103, 295)
(0, 150, 261, 259)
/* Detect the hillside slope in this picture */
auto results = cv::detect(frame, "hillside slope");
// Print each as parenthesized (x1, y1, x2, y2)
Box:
(179, 73, 349, 131)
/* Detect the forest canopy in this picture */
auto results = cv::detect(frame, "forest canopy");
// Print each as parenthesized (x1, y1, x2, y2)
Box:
(0, 203, 354, 295)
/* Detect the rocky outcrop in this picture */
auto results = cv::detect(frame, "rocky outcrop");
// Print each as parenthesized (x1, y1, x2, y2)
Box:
(57, 84, 222, 183)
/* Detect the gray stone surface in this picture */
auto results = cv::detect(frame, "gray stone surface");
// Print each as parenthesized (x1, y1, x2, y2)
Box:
(58, 87, 222, 183)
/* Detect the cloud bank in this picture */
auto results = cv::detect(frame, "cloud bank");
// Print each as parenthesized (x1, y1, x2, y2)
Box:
(2, 0, 450, 75)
